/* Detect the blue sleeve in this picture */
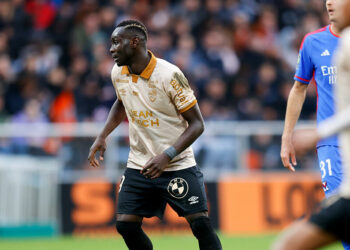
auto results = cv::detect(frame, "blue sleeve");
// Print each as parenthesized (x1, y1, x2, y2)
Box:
(294, 36, 314, 84)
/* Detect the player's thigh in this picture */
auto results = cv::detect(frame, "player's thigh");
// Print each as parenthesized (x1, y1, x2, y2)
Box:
(272, 220, 337, 250)
(157, 166, 208, 217)
(117, 168, 166, 219)
(317, 146, 343, 196)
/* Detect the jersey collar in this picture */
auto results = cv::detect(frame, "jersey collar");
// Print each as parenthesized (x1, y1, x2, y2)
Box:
(329, 24, 340, 38)
(121, 50, 157, 80)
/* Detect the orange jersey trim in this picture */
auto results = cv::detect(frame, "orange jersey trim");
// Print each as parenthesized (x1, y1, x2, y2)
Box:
(179, 99, 197, 113)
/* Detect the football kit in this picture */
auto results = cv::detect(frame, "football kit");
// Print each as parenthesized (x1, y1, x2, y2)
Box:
(111, 51, 207, 218)
(309, 28, 350, 245)
(295, 25, 342, 197)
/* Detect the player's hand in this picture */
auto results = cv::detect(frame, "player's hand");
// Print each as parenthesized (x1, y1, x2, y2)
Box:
(292, 128, 319, 156)
(280, 135, 297, 172)
(141, 153, 170, 179)
(88, 136, 106, 168)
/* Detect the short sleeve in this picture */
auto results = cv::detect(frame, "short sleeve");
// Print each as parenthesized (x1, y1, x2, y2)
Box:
(294, 35, 314, 84)
(111, 65, 121, 100)
(165, 71, 197, 113)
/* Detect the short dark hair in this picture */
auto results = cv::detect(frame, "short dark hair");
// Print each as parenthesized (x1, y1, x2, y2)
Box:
(116, 20, 148, 41)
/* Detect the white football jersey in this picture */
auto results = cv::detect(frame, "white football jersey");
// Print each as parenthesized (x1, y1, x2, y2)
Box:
(111, 51, 197, 171)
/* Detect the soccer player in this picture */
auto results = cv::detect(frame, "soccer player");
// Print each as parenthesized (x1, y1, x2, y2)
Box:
(281, 0, 342, 197)
(273, 0, 350, 248)
(88, 20, 222, 250)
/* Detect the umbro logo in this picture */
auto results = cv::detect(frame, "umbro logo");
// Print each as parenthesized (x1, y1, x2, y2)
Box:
(321, 50, 330, 56)
(188, 196, 199, 205)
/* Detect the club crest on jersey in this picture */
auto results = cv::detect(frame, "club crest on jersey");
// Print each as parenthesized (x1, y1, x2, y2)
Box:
(148, 89, 157, 102)
(167, 177, 189, 199)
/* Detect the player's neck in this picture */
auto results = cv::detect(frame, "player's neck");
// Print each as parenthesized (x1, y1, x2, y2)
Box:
(127, 50, 150, 75)
(330, 22, 341, 36)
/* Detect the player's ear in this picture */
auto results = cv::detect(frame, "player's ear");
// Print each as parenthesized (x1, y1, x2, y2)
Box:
(130, 36, 140, 49)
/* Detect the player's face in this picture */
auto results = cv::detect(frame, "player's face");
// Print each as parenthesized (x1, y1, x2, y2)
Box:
(335, 0, 350, 30)
(110, 27, 134, 66)
(326, 0, 339, 23)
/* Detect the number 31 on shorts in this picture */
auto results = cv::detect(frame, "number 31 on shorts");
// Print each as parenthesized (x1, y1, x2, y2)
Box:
(320, 159, 332, 178)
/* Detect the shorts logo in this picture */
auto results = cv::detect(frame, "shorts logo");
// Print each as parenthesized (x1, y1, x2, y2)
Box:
(188, 196, 199, 205)
(322, 181, 329, 192)
(167, 177, 188, 199)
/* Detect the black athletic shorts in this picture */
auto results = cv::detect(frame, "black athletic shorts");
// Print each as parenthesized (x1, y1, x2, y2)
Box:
(309, 197, 350, 243)
(117, 166, 208, 219)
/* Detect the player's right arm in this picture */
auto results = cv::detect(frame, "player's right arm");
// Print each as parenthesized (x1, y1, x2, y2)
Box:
(88, 99, 126, 168)
(281, 80, 308, 172)
(281, 32, 314, 172)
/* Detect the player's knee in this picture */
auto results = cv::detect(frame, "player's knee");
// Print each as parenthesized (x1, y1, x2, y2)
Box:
(190, 216, 222, 250)
(116, 221, 141, 237)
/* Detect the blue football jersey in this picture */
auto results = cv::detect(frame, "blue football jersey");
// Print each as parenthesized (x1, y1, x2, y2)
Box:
(294, 25, 340, 147)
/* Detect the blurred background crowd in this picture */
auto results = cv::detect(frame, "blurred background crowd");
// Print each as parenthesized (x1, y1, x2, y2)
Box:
(0, 0, 325, 171)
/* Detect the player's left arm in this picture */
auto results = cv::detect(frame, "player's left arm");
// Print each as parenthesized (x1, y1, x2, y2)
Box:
(141, 104, 204, 179)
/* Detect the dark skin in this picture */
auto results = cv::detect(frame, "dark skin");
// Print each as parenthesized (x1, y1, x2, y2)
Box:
(88, 26, 208, 223)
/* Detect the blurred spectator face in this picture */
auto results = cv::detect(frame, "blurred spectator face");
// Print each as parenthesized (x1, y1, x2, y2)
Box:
(199, 99, 215, 119)
(93, 42, 108, 61)
(113, 0, 129, 9)
(48, 67, 66, 87)
(71, 55, 88, 75)
(232, 81, 249, 99)
(100, 7, 117, 28)
(174, 18, 191, 36)
(64, 75, 78, 91)
(97, 56, 114, 78)
(206, 0, 222, 13)
(84, 13, 100, 35)
(203, 30, 225, 50)
(326, 0, 339, 23)
(172, 50, 191, 70)
(177, 34, 195, 52)
(286, 0, 303, 8)
(260, 7, 277, 32)
(158, 32, 172, 52)
(0, 54, 12, 80)
(205, 78, 227, 101)
(0, 32, 8, 53)
(24, 99, 41, 120)
(258, 62, 276, 84)
(183, 0, 200, 12)
(301, 13, 322, 33)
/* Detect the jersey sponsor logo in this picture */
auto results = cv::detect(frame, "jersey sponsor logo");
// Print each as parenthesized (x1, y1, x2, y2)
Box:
(188, 196, 199, 205)
(130, 110, 159, 128)
(170, 73, 190, 104)
(321, 66, 337, 84)
(321, 49, 331, 56)
(167, 177, 189, 199)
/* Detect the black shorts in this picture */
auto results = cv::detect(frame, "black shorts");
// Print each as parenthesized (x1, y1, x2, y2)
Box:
(309, 197, 350, 243)
(117, 166, 208, 219)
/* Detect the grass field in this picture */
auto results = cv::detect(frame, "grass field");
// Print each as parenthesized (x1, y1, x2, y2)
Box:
(0, 234, 343, 250)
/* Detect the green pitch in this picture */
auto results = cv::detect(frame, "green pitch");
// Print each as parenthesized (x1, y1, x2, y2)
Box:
(0, 234, 343, 250)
